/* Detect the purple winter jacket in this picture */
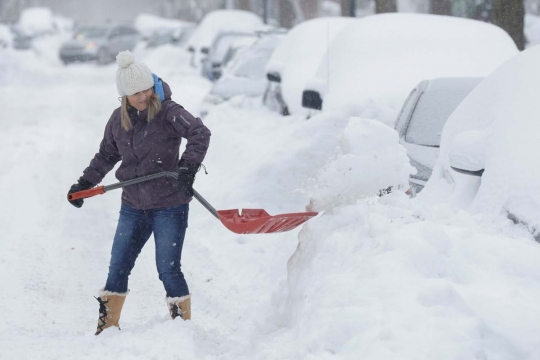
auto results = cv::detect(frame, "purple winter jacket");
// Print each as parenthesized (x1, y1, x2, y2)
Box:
(81, 80, 211, 210)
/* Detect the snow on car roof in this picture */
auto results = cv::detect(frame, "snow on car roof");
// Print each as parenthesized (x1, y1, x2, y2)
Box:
(306, 13, 518, 113)
(426, 45, 540, 231)
(265, 17, 356, 115)
(18, 7, 54, 36)
(187, 10, 263, 51)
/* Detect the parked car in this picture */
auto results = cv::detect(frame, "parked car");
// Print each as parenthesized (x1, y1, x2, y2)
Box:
(201, 31, 257, 81)
(201, 33, 283, 117)
(186, 10, 264, 68)
(264, 17, 355, 116)
(302, 13, 518, 115)
(59, 24, 139, 65)
(425, 46, 540, 240)
(394, 77, 483, 195)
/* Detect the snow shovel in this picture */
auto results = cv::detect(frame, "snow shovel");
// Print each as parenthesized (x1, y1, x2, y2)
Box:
(67, 171, 318, 234)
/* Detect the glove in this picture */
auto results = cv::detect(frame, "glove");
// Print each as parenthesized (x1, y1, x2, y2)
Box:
(177, 163, 200, 198)
(67, 177, 94, 208)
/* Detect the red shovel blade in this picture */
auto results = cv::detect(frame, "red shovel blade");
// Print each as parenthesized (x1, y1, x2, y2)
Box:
(217, 209, 318, 234)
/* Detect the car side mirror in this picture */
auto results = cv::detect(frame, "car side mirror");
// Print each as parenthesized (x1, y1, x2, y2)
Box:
(266, 71, 281, 83)
(302, 90, 323, 110)
(448, 130, 486, 177)
(188, 46, 195, 52)
(201, 47, 209, 54)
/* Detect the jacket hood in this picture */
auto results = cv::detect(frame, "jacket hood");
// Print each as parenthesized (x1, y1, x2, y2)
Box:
(153, 75, 172, 101)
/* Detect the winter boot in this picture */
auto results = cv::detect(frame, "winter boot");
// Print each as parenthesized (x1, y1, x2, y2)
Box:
(94, 289, 128, 335)
(167, 295, 191, 321)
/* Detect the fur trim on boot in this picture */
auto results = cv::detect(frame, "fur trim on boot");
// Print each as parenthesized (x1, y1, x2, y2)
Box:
(95, 289, 128, 335)
(166, 295, 191, 321)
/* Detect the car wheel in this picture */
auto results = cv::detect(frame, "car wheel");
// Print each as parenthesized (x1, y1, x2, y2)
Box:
(97, 48, 109, 65)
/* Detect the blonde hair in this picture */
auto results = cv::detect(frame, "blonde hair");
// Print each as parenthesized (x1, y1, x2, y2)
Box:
(120, 92, 162, 131)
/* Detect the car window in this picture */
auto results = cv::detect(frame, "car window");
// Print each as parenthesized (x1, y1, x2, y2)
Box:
(233, 47, 274, 78)
(405, 86, 473, 147)
(395, 88, 418, 135)
(212, 35, 247, 63)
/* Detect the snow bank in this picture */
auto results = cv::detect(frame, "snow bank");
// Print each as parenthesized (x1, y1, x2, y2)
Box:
(425, 45, 540, 233)
(306, 13, 518, 116)
(308, 117, 413, 211)
(265, 17, 355, 115)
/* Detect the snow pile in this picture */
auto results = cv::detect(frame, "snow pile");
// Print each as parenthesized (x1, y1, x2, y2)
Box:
(306, 13, 518, 117)
(254, 192, 540, 359)
(0, 24, 13, 48)
(265, 17, 355, 115)
(308, 117, 414, 211)
(425, 45, 540, 233)
(134, 14, 188, 39)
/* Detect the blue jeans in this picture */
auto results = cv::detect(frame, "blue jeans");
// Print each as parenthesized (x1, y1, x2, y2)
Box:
(104, 203, 190, 298)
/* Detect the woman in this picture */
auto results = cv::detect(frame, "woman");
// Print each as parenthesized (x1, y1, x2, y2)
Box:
(67, 51, 211, 335)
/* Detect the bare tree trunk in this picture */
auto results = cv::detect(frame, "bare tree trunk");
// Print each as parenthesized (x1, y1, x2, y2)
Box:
(300, 0, 320, 20)
(236, 0, 251, 11)
(430, 0, 452, 15)
(279, 0, 296, 28)
(492, 0, 526, 50)
(341, 0, 355, 16)
(375, 0, 397, 13)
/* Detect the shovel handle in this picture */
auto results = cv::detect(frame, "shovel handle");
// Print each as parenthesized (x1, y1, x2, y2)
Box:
(68, 186, 105, 201)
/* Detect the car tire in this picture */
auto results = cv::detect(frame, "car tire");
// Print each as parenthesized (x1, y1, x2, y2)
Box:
(97, 48, 109, 65)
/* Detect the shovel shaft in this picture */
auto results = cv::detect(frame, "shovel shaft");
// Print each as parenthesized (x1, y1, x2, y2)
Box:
(67, 172, 219, 219)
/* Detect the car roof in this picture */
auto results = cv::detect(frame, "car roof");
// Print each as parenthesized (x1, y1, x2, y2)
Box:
(305, 13, 518, 111)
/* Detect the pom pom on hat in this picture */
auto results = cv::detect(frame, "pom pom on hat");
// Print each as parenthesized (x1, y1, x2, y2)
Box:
(115, 51, 154, 96)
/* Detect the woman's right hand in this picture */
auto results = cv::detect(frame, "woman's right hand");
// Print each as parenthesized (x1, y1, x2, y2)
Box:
(67, 177, 94, 208)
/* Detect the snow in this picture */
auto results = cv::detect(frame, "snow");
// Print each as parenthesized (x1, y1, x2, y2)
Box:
(134, 13, 190, 39)
(2, 15, 540, 360)
(424, 45, 540, 234)
(525, 13, 540, 47)
(17, 7, 54, 36)
(306, 13, 518, 117)
(265, 17, 355, 115)
(0, 24, 13, 48)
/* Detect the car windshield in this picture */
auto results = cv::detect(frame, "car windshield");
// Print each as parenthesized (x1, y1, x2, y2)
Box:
(74, 27, 107, 39)
(233, 47, 274, 78)
(212, 35, 251, 63)
(405, 80, 481, 147)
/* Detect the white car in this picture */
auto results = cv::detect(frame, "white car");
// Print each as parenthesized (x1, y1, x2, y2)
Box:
(395, 77, 483, 195)
(302, 13, 518, 116)
(425, 46, 540, 240)
(201, 33, 283, 117)
(263, 17, 355, 116)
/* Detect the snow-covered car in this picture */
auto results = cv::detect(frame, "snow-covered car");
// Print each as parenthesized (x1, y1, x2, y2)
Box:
(134, 13, 190, 40)
(424, 46, 540, 239)
(302, 13, 518, 117)
(395, 77, 483, 195)
(146, 28, 178, 48)
(59, 24, 139, 65)
(186, 10, 264, 69)
(201, 33, 283, 117)
(201, 31, 257, 81)
(264, 17, 355, 116)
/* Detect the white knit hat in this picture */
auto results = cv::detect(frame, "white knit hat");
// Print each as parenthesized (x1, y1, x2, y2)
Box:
(115, 51, 154, 96)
